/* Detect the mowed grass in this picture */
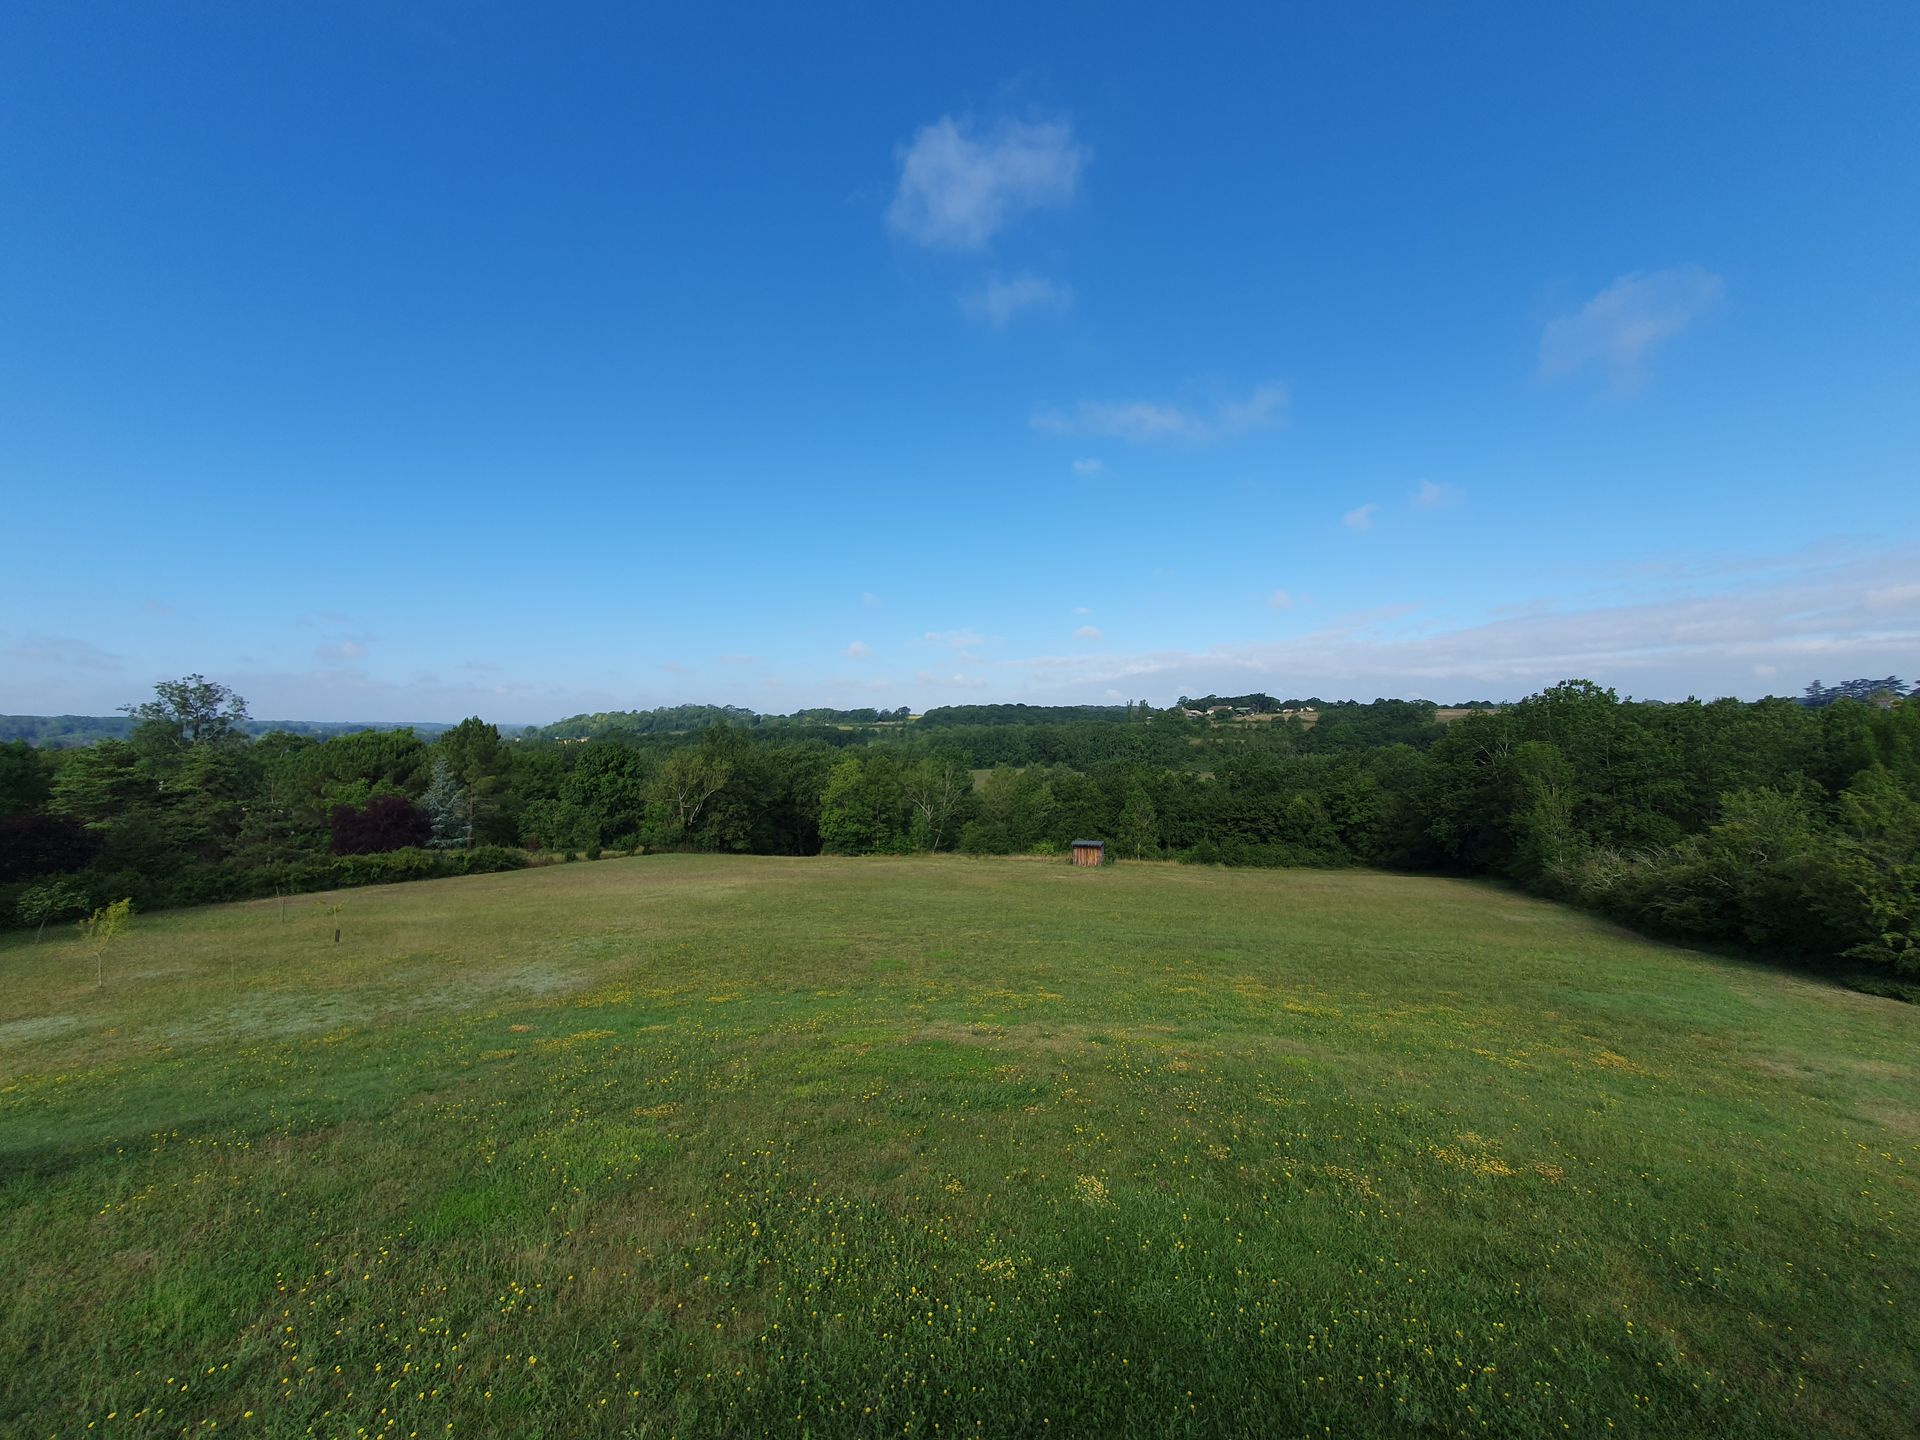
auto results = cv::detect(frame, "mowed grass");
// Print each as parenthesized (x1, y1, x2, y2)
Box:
(1, 856, 1914, 1439)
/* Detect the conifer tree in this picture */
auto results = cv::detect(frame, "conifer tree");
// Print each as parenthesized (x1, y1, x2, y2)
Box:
(421, 759, 470, 850)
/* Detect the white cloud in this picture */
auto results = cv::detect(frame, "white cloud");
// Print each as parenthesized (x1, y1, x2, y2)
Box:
(1214, 384, 1291, 432)
(1072, 605, 1093, 615)
(1070, 457, 1104, 476)
(925, 627, 989, 650)
(1033, 381, 1288, 445)
(961, 272, 1075, 327)
(887, 116, 1086, 250)
(1412, 479, 1463, 510)
(861, 591, 883, 608)
(843, 641, 872, 659)
(1074, 625, 1104, 641)
(1268, 589, 1294, 610)
(1343, 504, 1379, 531)
(985, 543, 1920, 705)
(1540, 265, 1725, 394)
(1866, 582, 1920, 611)
(316, 640, 368, 663)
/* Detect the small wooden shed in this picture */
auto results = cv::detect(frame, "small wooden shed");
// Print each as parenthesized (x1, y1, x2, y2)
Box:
(1070, 839, 1105, 867)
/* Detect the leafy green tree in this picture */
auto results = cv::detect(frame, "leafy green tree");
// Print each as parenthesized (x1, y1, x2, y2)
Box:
(1114, 786, 1159, 859)
(902, 752, 974, 850)
(1821, 766, 1920, 973)
(48, 741, 157, 827)
(437, 718, 508, 846)
(273, 729, 430, 827)
(0, 812, 99, 881)
(17, 878, 89, 941)
(121, 674, 250, 750)
(961, 768, 1060, 853)
(819, 754, 911, 855)
(168, 743, 264, 861)
(0, 740, 54, 816)
(648, 747, 733, 847)
(1508, 740, 1579, 883)
(79, 896, 134, 987)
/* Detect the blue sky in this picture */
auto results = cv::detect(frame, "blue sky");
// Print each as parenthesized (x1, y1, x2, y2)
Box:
(2, 3, 1916, 722)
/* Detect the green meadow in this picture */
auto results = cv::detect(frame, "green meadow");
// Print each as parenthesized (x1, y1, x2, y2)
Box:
(1, 855, 1913, 1439)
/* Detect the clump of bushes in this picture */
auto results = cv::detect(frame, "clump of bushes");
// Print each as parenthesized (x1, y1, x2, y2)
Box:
(330, 795, 432, 855)
(244, 846, 530, 900)
(1548, 780, 1917, 976)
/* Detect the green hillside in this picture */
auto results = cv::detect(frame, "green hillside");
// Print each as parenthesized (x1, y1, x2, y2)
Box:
(2, 856, 1913, 1438)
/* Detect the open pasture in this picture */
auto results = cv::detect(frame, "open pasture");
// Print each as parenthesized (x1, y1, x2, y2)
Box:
(1, 855, 1914, 1438)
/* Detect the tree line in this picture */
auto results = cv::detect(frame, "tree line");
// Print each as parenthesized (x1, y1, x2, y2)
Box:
(2, 674, 1914, 982)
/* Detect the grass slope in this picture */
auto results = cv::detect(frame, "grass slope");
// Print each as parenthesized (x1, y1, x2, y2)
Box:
(1, 856, 1914, 1439)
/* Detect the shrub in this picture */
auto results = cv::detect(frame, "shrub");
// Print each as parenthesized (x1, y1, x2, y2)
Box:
(330, 795, 432, 855)
(957, 821, 1003, 856)
(234, 847, 531, 904)
(17, 878, 90, 939)
(0, 813, 100, 883)
(459, 846, 528, 875)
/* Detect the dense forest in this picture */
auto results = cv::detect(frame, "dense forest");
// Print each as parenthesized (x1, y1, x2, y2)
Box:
(3, 673, 1915, 984)
(0, 714, 454, 749)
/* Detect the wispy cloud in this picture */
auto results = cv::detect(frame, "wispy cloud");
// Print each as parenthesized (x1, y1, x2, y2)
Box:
(986, 544, 1920, 704)
(0, 634, 122, 672)
(843, 641, 872, 659)
(1343, 504, 1379, 531)
(1866, 582, 1920, 611)
(1412, 479, 1463, 510)
(1070, 458, 1104, 476)
(1033, 381, 1288, 445)
(1540, 265, 1725, 394)
(888, 116, 1086, 251)
(1268, 589, 1294, 610)
(315, 640, 369, 664)
(925, 627, 989, 650)
(915, 669, 989, 689)
(201, 662, 569, 727)
(961, 272, 1074, 327)
(1074, 625, 1104, 641)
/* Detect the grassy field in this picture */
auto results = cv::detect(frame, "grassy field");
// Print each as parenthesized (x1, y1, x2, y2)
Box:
(1, 855, 1914, 1439)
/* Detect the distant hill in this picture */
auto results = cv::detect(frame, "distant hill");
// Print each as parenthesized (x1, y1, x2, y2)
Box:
(526, 704, 917, 742)
(0, 715, 454, 748)
(915, 703, 1131, 727)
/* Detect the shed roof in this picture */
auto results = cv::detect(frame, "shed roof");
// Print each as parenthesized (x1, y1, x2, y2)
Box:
(1070, 839, 1105, 847)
